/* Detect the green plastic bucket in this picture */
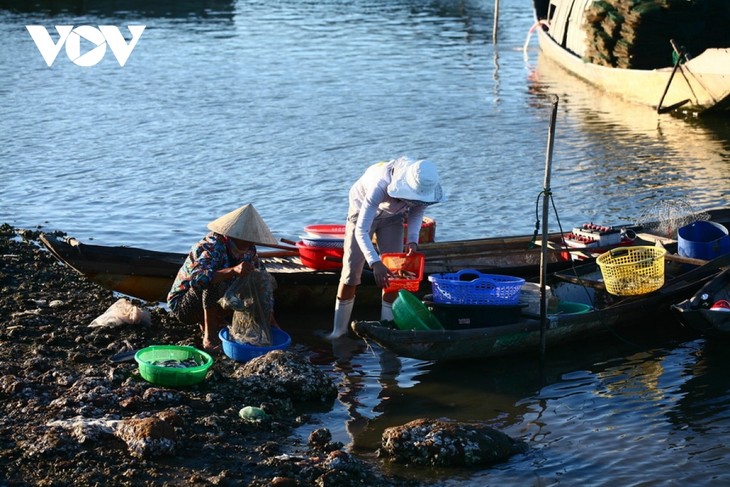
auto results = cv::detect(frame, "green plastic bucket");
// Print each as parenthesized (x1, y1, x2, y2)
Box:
(392, 289, 444, 331)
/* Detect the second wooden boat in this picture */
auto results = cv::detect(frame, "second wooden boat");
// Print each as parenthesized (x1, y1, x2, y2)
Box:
(531, 0, 730, 114)
(352, 250, 730, 361)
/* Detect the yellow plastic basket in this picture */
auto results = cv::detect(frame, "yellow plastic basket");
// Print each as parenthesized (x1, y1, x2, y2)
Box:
(596, 246, 667, 296)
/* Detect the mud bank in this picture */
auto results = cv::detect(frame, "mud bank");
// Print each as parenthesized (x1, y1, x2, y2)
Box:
(0, 225, 419, 487)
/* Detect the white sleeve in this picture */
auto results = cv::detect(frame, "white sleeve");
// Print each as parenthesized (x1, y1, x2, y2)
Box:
(406, 206, 426, 244)
(355, 186, 386, 266)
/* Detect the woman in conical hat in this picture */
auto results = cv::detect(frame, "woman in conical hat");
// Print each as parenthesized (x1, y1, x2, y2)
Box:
(167, 204, 279, 351)
(331, 156, 445, 338)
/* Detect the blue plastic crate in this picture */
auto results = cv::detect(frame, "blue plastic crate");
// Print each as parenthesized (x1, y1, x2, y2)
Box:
(428, 269, 525, 305)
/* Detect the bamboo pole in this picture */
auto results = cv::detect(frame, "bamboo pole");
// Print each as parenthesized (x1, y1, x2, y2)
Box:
(540, 95, 559, 359)
(492, 0, 500, 44)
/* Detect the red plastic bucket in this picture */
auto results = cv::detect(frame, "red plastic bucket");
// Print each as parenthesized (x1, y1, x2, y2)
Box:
(296, 241, 344, 270)
(403, 216, 436, 244)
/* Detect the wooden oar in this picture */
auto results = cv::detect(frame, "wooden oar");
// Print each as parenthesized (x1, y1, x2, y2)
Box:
(663, 253, 707, 267)
(260, 242, 298, 251)
(255, 239, 298, 252)
(670, 39, 717, 107)
(660, 251, 730, 294)
(658, 98, 691, 114)
(657, 44, 689, 114)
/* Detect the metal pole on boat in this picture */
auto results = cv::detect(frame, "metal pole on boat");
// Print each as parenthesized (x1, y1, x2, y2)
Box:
(540, 95, 559, 359)
(492, 0, 500, 44)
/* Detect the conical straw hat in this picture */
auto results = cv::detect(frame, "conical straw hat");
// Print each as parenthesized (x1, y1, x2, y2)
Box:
(207, 204, 278, 246)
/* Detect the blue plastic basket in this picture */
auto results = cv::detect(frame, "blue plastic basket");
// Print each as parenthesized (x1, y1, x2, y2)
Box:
(219, 327, 291, 363)
(428, 270, 525, 305)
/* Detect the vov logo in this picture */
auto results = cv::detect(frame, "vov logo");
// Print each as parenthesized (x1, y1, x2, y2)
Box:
(26, 25, 145, 67)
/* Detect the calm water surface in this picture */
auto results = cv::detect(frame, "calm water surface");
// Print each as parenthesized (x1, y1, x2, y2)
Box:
(2, 0, 730, 485)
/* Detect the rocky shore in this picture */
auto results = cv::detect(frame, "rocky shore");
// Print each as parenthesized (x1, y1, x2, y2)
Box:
(0, 225, 420, 487)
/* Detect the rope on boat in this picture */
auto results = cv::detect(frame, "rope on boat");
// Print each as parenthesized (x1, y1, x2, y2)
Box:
(523, 20, 550, 60)
(529, 165, 647, 352)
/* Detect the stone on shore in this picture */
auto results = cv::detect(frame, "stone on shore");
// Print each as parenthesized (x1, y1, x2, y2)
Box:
(46, 413, 179, 458)
(233, 349, 338, 405)
(380, 418, 527, 467)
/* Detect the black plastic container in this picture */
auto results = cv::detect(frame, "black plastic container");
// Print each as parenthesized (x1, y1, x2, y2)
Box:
(423, 295, 524, 329)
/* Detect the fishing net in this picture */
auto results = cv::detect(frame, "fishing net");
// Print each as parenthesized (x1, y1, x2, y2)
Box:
(581, 0, 730, 69)
(218, 270, 276, 346)
(635, 199, 710, 238)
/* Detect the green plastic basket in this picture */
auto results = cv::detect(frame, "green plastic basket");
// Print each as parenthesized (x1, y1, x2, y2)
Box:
(135, 345, 213, 387)
(392, 289, 444, 331)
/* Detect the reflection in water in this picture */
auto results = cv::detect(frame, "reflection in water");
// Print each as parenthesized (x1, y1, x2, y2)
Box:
(329, 336, 407, 448)
(500, 338, 730, 485)
(525, 51, 730, 226)
(669, 339, 730, 433)
(593, 351, 666, 401)
(330, 337, 374, 445)
(301, 320, 730, 485)
(303, 332, 414, 450)
(326, 338, 650, 452)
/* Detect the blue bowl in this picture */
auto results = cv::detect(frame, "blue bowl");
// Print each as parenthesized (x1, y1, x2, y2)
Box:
(219, 327, 291, 362)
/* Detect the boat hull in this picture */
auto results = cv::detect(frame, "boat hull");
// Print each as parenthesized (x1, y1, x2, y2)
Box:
(37, 233, 575, 309)
(353, 251, 730, 361)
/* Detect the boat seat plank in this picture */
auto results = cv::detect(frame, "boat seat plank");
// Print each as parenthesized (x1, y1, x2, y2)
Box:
(634, 232, 676, 247)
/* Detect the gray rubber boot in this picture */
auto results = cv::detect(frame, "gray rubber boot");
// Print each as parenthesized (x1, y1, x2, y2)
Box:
(330, 297, 355, 338)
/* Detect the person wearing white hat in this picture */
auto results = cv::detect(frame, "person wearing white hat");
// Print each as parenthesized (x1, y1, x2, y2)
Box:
(167, 204, 279, 352)
(330, 156, 445, 338)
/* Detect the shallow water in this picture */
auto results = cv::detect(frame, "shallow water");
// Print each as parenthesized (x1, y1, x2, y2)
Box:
(2, 0, 730, 484)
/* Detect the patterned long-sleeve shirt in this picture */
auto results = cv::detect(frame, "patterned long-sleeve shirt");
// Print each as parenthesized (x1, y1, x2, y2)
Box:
(167, 232, 263, 310)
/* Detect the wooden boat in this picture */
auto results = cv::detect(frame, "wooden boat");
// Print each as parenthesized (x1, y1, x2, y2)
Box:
(531, 0, 730, 115)
(37, 227, 641, 309)
(38, 233, 371, 310)
(671, 267, 730, 337)
(38, 207, 730, 310)
(351, 250, 730, 362)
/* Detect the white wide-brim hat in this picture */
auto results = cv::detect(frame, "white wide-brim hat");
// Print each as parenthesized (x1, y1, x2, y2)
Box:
(387, 158, 445, 204)
(207, 204, 278, 246)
